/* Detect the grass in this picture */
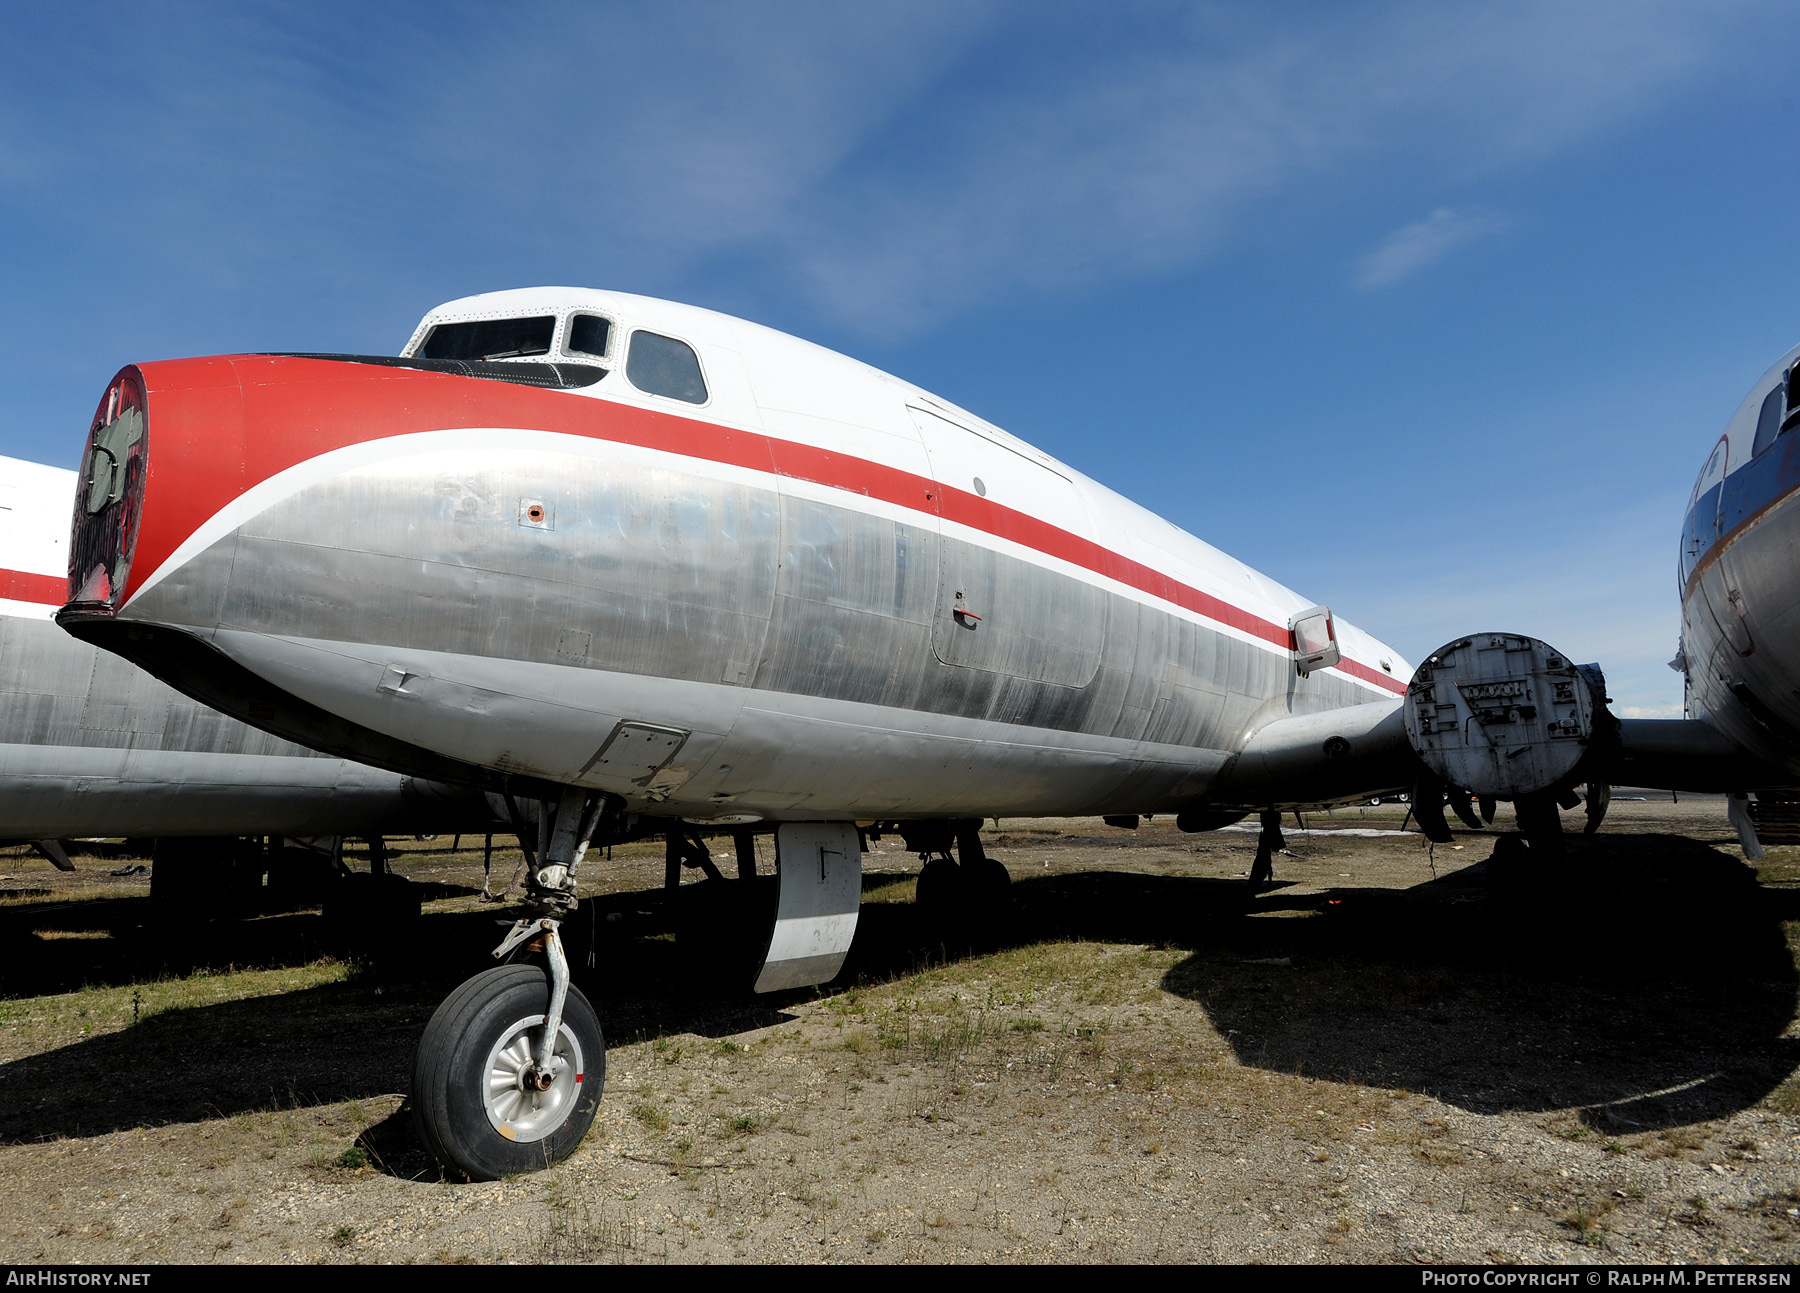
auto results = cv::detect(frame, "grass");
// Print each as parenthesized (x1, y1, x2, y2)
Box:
(1768, 1081, 1800, 1115)
(630, 1103, 671, 1132)
(536, 1198, 648, 1262)
(1562, 1198, 1614, 1246)
(1650, 1128, 1707, 1160)
(0, 960, 352, 1058)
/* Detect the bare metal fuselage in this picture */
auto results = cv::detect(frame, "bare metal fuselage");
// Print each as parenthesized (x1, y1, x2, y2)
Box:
(58, 290, 1412, 822)
(111, 440, 1389, 820)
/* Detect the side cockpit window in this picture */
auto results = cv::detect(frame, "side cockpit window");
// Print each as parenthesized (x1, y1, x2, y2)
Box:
(626, 330, 708, 404)
(1751, 384, 1785, 458)
(420, 315, 556, 361)
(566, 314, 612, 360)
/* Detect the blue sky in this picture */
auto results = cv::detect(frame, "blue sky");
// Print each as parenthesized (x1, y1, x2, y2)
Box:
(1, 1, 1794, 715)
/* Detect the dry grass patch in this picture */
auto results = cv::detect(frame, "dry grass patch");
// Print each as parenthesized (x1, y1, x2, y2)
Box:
(1648, 1127, 1708, 1160)
(1561, 1196, 1616, 1246)
(630, 1103, 671, 1132)
(0, 960, 352, 1059)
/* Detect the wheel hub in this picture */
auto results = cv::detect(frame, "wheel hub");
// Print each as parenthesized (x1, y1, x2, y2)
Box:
(482, 1014, 584, 1143)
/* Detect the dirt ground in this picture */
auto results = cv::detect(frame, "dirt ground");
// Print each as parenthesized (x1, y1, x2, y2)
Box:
(4, 795, 1800, 1265)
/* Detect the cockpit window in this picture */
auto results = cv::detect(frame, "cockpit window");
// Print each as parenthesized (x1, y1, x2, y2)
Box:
(566, 314, 612, 360)
(1690, 437, 1727, 507)
(626, 330, 708, 404)
(1751, 385, 1786, 457)
(419, 316, 556, 362)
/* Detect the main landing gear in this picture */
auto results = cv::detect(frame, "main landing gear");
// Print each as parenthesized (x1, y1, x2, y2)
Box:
(1247, 809, 1286, 894)
(412, 787, 612, 1180)
(909, 820, 1011, 928)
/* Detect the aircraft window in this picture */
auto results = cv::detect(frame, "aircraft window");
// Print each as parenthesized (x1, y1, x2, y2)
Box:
(627, 330, 708, 404)
(1751, 385, 1785, 457)
(420, 316, 556, 361)
(566, 314, 612, 360)
(1786, 366, 1800, 432)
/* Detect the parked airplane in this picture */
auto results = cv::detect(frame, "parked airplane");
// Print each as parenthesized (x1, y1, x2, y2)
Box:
(48, 288, 1670, 1177)
(0, 453, 492, 903)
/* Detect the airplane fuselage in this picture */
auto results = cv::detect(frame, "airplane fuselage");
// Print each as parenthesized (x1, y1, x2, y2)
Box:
(59, 288, 1411, 823)
(1679, 342, 1800, 777)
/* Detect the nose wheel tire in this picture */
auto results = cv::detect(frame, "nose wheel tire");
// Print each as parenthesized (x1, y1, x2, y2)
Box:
(412, 964, 605, 1180)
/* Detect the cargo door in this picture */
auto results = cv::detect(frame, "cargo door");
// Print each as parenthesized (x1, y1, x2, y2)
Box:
(908, 405, 1106, 688)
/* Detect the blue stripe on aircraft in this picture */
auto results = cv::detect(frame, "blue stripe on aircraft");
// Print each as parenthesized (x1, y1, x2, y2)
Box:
(1681, 429, 1800, 588)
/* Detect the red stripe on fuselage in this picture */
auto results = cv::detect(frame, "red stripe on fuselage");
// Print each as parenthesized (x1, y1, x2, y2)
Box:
(125, 356, 1408, 697)
(2, 568, 66, 606)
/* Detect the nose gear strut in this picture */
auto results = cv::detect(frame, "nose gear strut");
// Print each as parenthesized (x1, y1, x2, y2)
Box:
(489, 787, 617, 1127)
(413, 784, 620, 1180)
(502, 786, 612, 916)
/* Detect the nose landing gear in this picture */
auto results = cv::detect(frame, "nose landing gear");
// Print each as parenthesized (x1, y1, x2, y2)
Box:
(411, 787, 615, 1180)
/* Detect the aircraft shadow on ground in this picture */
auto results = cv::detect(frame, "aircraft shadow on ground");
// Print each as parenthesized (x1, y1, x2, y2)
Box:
(0, 883, 483, 998)
(0, 904, 346, 999)
(2, 830, 1794, 1147)
(1152, 832, 1800, 1133)
(0, 898, 800, 1147)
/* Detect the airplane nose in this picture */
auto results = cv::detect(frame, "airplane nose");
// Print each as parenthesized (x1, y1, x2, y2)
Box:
(68, 366, 150, 614)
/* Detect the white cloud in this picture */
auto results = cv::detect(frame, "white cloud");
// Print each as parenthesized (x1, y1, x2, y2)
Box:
(768, 0, 1775, 333)
(1354, 209, 1504, 288)
(0, 0, 1781, 340)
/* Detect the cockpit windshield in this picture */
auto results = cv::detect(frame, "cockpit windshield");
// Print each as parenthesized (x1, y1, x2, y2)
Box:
(419, 316, 557, 361)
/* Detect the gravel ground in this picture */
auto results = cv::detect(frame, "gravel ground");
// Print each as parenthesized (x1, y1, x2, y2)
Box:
(2, 795, 1799, 1264)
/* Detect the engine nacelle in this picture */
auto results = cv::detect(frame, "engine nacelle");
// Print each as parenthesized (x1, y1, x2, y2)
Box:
(1403, 633, 1598, 798)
